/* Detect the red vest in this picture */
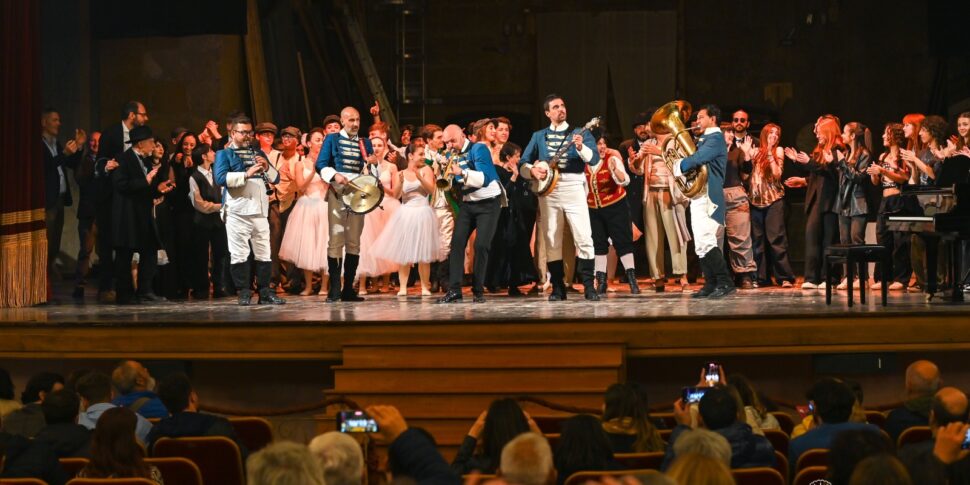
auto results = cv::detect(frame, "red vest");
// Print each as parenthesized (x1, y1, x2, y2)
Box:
(585, 149, 627, 208)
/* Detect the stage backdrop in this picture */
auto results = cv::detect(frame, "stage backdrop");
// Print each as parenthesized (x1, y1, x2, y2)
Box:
(536, 10, 676, 140)
(1, 1, 46, 307)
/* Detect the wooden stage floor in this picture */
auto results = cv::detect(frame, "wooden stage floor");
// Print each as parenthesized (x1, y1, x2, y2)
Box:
(2, 286, 968, 360)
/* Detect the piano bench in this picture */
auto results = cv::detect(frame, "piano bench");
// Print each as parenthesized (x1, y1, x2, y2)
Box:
(824, 244, 890, 307)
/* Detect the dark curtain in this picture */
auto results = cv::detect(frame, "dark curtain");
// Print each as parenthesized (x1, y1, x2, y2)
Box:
(1, 1, 46, 307)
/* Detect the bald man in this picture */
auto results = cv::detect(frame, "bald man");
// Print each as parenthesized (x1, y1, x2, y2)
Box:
(886, 360, 942, 442)
(897, 387, 970, 482)
(316, 107, 378, 302)
(436, 124, 503, 303)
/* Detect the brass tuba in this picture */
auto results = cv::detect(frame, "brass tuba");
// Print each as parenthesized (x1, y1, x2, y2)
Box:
(650, 101, 708, 198)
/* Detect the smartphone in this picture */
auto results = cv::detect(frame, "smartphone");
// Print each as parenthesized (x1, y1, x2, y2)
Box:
(796, 401, 816, 419)
(336, 410, 378, 433)
(682, 386, 710, 404)
(963, 427, 970, 450)
(704, 362, 721, 385)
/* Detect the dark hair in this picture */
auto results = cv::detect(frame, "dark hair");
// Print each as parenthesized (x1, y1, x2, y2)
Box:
(157, 372, 192, 414)
(699, 104, 721, 124)
(602, 383, 664, 452)
(957, 112, 970, 149)
(0, 367, 15, 400)
(930, 394, 970, 428)
(76, 372, 113, 404)
(481, 398, 530, 468)
(827, 430, 893, 485)
(884, 123, 906, 148)
(543, 94, 564, 112)
(65, 368, 96, 393)
(494, 117, 512, 131)
(232, 117, 254, 129)
(42, 106, 58, 117)
(83, 407, 153, 479)
(554, 414, 614, 481)
(22, 372, 64, 404)
(405, 141, 423, 158)
(401, 124, 415, 135)
(810, 378, 856, 424)
(175, 131, 198, 154)
(845, 122, 872, 164)
(731, 374, 768, 417)
(170, 127, 189, 141)
(420, 124, 443, 141)
(499, 142, 522, 162)
(922, 115, 949, 145)
(190, 144, 212, 168)
(121, 101, 142, 121)
(844, 379, 864, 405)
(41, 389, 80, 424)
(849, 454, 912, 485)
(698, 386, 738, 430)
(226, 110, 246, 125)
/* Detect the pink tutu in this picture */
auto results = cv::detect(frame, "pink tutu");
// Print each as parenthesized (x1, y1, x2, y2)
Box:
(357, 196, 401, 276)
(371, 195, 441, 265)
(279, 193, 329, 272)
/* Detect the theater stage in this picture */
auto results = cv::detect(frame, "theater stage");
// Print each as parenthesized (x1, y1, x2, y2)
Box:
(1, 287, 968, 361)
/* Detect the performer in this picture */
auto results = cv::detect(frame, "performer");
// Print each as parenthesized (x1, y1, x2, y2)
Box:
(371, 144, 441, 297)
(356, 135, 401, 294)
(648, 104, 735, 298)
(748, 123, 796, 288)
(519, 94, 601, 301)
(279, 129, 330, 296)
(587, 135, 640, 294)
(436, 124, 503, 303)
(186, 144, 229, 297)
(723, 110, 759, 288)
(213, 117, 286, 306)
(315, 106, 377, 303)
(422, 124, 457, 293)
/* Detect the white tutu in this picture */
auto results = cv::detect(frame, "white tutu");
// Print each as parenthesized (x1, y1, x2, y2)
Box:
(371, 196, 441, 265)
(357, 196, 401, 276)
(279, 194, 329, 272)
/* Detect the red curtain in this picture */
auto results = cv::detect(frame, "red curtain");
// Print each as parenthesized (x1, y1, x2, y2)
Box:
(0, 1, 45, 307)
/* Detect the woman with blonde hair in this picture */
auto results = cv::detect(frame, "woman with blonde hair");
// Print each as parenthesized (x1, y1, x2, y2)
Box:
(246, 441, 326, 485)
(665, 453, 734, 485)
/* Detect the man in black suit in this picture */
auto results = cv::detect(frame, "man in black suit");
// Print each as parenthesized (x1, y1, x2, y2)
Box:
(94, 101, 149, 303)
(110, 125, 173, 304)
(41, 108, 84, 281)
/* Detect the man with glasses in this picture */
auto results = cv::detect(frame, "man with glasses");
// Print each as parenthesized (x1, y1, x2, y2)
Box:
(214, 117, 285, 306)
(722, 109, 759, 289)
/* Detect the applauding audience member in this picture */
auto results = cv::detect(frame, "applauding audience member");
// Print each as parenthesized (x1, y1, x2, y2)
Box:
(79, 407, 164, 484)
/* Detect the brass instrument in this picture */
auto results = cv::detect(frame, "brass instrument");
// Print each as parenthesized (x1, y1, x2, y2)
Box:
(650, 101, 708, 198)
(436, 149, 459, 190)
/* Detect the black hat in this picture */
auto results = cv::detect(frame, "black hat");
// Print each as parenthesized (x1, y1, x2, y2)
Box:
(631, 112, 650, 128)
(129, 126, 154, 144)
(323, 114, 341, 127)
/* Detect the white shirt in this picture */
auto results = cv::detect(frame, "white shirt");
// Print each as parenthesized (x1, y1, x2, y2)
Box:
(188, 165, 221, 214)
(588, 153, 630, 187)
(223, 142, 272, 217)
(458, 139, 502, 201)
(122, 122, 132, 151)
(44, 134, 67, 195)
(549, 122, 593, 187)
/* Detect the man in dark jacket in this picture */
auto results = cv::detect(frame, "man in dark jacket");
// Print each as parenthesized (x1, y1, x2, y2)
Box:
(662, 386, 776, 471)
(41, 108, 84, 280)
(368, 404, 460, 485)
(1, 372, 64, 438)
(898, 387, 970, 484)
(145, 372, 247, 458)
(886, 360, 940, 443)
(0, 432, 68, 485)
(33, 390, 91, 459)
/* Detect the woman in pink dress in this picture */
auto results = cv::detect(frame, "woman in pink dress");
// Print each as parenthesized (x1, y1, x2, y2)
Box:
(279, 128, 330, 295)
(371, 144, 440, 296)
(356, 136, 401, 294)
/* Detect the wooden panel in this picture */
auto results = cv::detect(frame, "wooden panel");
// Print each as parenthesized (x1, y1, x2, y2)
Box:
(342, 343, 624, 368)
(321, 393, 603, 418)
(333, 368, 619, 393)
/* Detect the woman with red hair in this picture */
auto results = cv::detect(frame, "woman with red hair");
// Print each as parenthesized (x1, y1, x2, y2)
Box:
(749, 123, 795, 287)
(785, 116, 843, 289)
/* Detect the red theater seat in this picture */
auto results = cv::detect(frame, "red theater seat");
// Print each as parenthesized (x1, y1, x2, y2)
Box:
(228, 416, 274, 452)
(153, 436, 244, 485)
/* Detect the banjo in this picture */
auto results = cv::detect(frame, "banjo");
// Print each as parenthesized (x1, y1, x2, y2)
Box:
(529, 117, 601, 196)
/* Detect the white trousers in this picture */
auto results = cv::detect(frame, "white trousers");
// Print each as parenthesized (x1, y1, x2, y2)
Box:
(539, 182, 594, 260)
(689, 194, 721, 258)
(327, 189, 365, 258)
(226, 212, 272, 264)
(434, 206, 455, 262)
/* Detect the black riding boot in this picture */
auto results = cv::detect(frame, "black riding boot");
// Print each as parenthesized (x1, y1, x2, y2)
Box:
(548, 260, 567, 301)
(230, 263, 252, 305)
(256, 261, 286, 304)
(578, 258, 600, 301)
(341, 254, 364, 302)
(326, 257, 342, 303)
(626, 268, 641, 294)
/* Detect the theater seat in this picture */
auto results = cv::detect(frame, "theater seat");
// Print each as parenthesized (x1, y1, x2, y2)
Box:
(532, 416, 569, 434)
(613, 452, 664, 470)
(544, 433, 560, 451)
(769, 412, 795, 436)
(772, 451, 789, 483)
(795, 449, 829, 472)
(864, 410, 887, 430)
(764, 429, 790, 456)
(792, 466, 827, 485)
(732, 467, 785, 485)
(153, 436, 244, 485)
(146, 457, 203, 485)
(659, 429, 673, 442)
(564, 469, 660, 485)
(228, 416, 274, 452)
(0, 480, 49, 485)
(897, 426, 932, 449)
(60, 457, 90, 478)
(66, 479, 156, 485)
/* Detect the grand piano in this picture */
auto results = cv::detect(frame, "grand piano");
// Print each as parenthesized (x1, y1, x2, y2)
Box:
(886, 156, 970, 302)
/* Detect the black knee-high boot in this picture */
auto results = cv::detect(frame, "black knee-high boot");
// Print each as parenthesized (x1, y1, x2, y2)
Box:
(548, 260, 566, 301)
(256, 261, 285, 304)
(705, 247, 736, 299)
(342, 254, 364, 302)
(326, 257, 342, 303)
(578, 258, 600, 301)
(230, 263, 252, 305)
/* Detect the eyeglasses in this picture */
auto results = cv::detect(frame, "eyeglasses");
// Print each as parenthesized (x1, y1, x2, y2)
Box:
(233, 130, 254, 136)
(136, 112, 148, 116)
(733, 118, 748, 122)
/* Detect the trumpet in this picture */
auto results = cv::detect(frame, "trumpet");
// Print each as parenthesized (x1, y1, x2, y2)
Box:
(436, 149, 459, 190)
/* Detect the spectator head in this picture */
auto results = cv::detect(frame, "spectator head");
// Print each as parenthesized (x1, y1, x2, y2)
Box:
(827, 429, 893, 485)
(41, 107, 61, 136)
(603, 383, 663, 452)
(810, 378, 856, 425)
(631, 473, 676, 485)
(929, 387, 969, 432)
(0, 367, 14, 401)
(41, 389, 80, 424)
(731, 374, 769, 415)
(553, 415, 613, 479)
(76, 372, 114, 410)
(21, 372, 64, 404)
(666, 453, 734, 485)
(65, 368, 96, 393)
(499, 432, 555, 485)
(849, 454, 913, 485)
(482, 398, 531, 466)
(247, 441, 326, 485)
(905, 360, 941, 398)
(157, 372, 197, 414)
(111, 360, 155, 396)
(697, 386, 738, 430)
(85, 406, 151, 479)
(308, 431, 364, 485)
(671, 428, 731, 467)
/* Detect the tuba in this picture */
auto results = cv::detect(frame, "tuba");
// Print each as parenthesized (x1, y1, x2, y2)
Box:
(650, 101, 708, 198)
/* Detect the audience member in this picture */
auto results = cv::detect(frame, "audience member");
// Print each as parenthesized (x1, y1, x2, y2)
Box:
(553, 414, 622, 485)
(731, 374, 781, 431)
(898, 386, 970, 484)
(885, 360, 941, 443)
(247, 441, 325, 485)
(0, 367, 21, 418)
(789, 378, 881, 469)
(146, 372, 247, 457)
(76, 371, 153, 444)
(0, 430, 68, 485)
(498, 432, 556, 485)
(79, 407, 163, 484)
(34, 389, 92, 458)
(670, 428, 731, 467)
(662, 386, 775, 470)
(601, 383, 664, 453)
(826, 429, 893, 485)
(849, 454, 913, 485)
(453, 398, 538, 475)
(111, 360, 168, 418)
(308, 431, 365, 485)
(367, 404, 460, 485)
(665, 452, 735, 485)
(1, 372, 64, 438)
